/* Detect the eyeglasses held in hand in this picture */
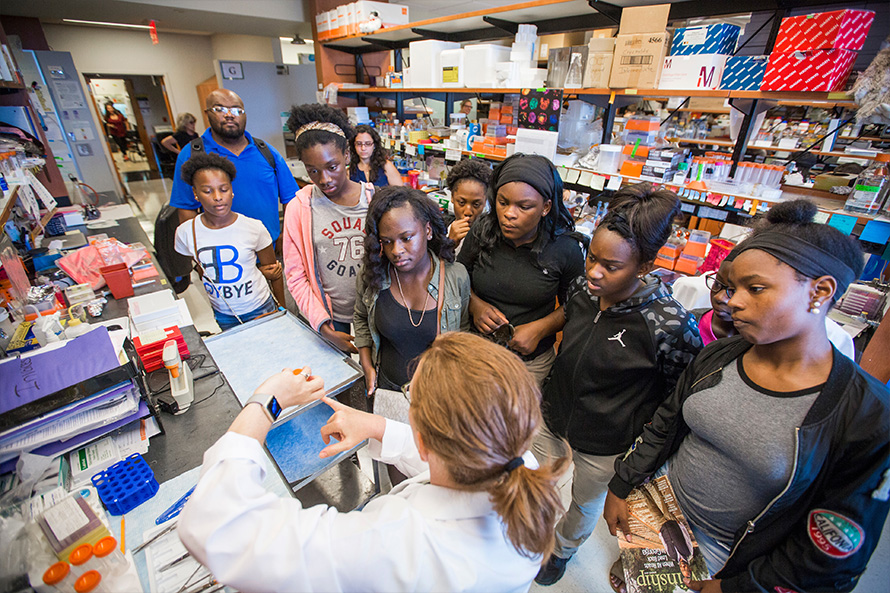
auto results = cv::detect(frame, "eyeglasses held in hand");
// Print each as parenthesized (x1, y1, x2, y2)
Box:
(206, 106, 245, 117)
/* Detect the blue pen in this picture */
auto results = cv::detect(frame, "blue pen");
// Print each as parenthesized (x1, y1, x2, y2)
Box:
(155, 485, 196, 525)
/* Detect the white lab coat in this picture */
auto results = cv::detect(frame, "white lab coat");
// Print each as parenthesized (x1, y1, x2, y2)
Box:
(178, 422, 541, 593)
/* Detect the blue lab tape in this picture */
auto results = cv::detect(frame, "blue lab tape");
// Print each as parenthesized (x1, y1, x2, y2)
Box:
(671, 24, 740, 56)
(720, 55, 769, 90)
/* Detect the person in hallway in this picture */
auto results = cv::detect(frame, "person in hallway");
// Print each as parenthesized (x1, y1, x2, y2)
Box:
(283, 103, 376, 355)
(354, 186, 470, 403)
(103, 101, 130, 161)
(178, 332, 571, 592)
(534, 183, 702, 586)
(445, 158, 491, 253)
(457, 153, 584, 385)
(349, 124, 403, 187)
(169, 88, 298, 249)
(460, 99, 473, 116)
(174, 153, 284, 330)
(161, 112, 199, 155)
(604, 200, 889, 593)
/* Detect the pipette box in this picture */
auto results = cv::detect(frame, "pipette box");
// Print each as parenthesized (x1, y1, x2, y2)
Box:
(37, 493, 111, 561)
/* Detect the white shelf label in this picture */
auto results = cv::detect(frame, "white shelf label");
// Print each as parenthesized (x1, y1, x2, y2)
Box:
(445, 149, 461, 162)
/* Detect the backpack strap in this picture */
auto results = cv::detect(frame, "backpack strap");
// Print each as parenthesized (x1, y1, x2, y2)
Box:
(253, 138, 276, 170)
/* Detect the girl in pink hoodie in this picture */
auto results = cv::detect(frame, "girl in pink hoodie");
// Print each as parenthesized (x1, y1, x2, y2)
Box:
(283, 104, 375, 353)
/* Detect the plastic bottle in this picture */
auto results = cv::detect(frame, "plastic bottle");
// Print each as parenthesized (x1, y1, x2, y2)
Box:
(564, 51, 583, 89)
(43, 562, 76, 593)
(844, 153, 889, 215)
(65, 318, 94, 339)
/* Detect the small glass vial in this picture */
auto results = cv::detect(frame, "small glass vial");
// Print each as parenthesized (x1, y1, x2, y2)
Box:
(74, 570, 105, 593)
(91, 537, 127, 576)
(43, 562, 76, 593)
(68, 544, 93, 578)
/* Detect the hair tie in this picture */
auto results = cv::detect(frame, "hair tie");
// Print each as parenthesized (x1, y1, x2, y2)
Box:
(505, 457, 525, 473)
(295, 121, 346, 140)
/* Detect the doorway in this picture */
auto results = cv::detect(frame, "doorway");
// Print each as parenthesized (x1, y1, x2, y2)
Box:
(84, 74, 173, 182)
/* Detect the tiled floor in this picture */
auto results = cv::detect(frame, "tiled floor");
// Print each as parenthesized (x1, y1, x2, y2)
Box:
(125, 177, 890, 593)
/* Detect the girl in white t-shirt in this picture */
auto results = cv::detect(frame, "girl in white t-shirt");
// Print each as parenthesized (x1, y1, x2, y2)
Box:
(174, 153, 285, 330)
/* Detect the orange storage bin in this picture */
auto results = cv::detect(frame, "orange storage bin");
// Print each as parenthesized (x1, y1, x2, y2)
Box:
(674, 254, 704, 275)
(625, 117, 661, 132)
(619, 161, 644, 178)
(622, 145, 651, 157)
(658, 244, 683, 259)
(655, 255, 677, 270)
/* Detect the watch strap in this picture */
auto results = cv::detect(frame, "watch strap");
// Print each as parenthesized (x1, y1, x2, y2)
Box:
(245, 393, 281, 422)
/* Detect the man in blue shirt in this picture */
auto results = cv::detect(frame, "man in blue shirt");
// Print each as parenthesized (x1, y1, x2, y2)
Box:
(170, 89, 297, 247)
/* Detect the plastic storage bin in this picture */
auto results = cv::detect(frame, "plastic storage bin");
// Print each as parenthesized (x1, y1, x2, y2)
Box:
(91, 454, 159, 515)
(464, 44, 511, 88)
(440, 48, 464, 87)
(408, 40, 460, 87)
(596, 144, 624, 175)
(99, 263, 133, 299)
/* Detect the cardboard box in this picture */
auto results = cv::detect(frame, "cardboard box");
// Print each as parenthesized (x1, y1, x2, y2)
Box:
(356, 1, 410, 29)
(609, 33, 671, 89)
(720, 55, 769, 90)
(659, 54, 727, 90)
(537, 32, 588, 61)
(618, 4, 671, 35)
(670, 24, 740, 56)
(640, 163, 676, 183)
(774, 9, 875, 52)
(315, 12, 329, 41)
(582, 49, 614, 88)
(762, 48, 857, 92)
(813, 172, 858, 192)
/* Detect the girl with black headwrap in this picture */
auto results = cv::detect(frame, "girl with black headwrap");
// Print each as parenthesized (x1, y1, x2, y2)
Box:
(605, 200, 889, 593)
(457, 153, 584, 384)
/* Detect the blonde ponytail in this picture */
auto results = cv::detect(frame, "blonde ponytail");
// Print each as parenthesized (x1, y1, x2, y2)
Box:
(491, 448, 571, 558)
(410, 332, 572, 559)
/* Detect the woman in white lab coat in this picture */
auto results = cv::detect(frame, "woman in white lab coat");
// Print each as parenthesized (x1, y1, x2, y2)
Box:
(178, 332, 571, 592)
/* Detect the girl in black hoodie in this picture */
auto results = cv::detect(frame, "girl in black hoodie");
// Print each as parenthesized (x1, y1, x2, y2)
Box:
(534, 183, 702, 586)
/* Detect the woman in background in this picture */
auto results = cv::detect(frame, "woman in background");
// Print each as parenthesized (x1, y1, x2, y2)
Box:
(350, 124, 402, 187)
(445, 158, 491, 252)
(104, 101, 129, 161)
(161, 112, 199, 155)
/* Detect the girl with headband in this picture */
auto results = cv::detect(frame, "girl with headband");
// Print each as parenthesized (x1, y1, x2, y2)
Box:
(283, 104, 375, 354)
(457, 153, 584, 384)
(604, 200, 889, 593)
(179, 332, 571, 592)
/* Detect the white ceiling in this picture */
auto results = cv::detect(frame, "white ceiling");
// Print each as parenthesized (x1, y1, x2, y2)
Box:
(0, 0, 699, 39)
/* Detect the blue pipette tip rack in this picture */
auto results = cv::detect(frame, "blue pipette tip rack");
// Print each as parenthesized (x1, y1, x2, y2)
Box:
(91, 453, 159, 515)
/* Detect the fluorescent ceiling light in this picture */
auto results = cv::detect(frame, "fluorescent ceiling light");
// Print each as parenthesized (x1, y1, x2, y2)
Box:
(280, 36, 313, 42)
(62, 19, 151, 29)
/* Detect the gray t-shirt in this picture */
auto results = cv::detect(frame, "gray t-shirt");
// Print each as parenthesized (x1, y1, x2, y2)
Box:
(311, 185, 369, 322)
(670, 357, 819, 545)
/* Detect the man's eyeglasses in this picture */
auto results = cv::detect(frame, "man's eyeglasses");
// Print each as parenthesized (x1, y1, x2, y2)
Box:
(206, 106, 245, 117)
(355, 141, 375, 148)
(704, 274, 731, 295)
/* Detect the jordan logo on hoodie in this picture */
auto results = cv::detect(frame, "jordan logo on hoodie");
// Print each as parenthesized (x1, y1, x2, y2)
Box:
(609, 329, 627, 348)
